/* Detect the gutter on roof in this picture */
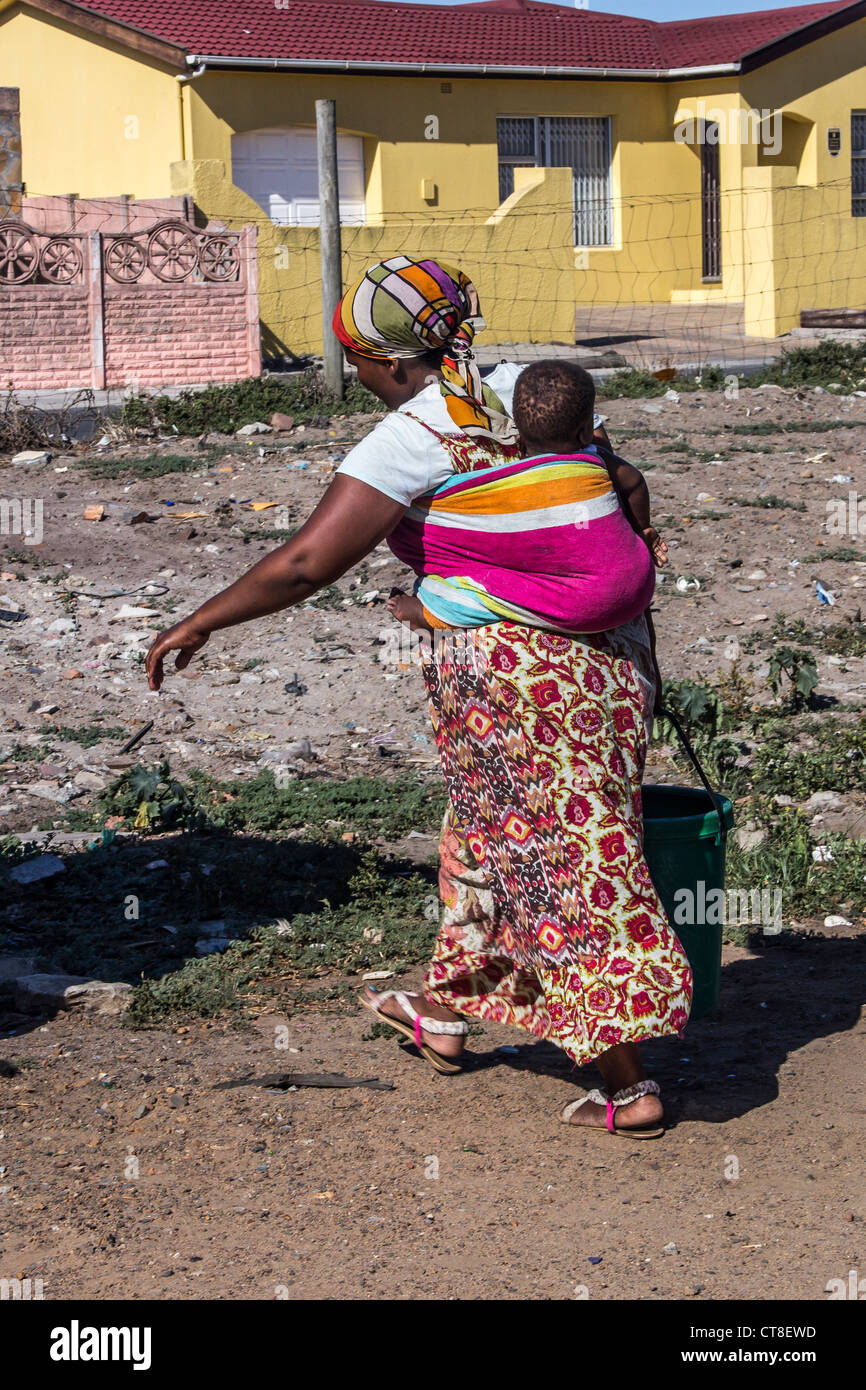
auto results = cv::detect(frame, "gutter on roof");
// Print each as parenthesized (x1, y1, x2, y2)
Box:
(185, 54, 742, 79)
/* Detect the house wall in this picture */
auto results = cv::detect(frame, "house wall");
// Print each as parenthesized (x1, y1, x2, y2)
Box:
(2, 5, 864, 347)
(0, 213, 260, 389)
(668, 21, 866, 333)
(0, 6, 182, 197)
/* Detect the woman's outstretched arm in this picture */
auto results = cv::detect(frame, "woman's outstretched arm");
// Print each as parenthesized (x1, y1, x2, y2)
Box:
(145, 476, 406, 690)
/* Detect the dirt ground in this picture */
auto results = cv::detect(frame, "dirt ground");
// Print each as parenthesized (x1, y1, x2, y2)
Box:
(1, 380, 865, 1300)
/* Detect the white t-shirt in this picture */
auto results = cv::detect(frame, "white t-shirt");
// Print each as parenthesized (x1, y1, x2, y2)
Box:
(337, 361, 603, 508)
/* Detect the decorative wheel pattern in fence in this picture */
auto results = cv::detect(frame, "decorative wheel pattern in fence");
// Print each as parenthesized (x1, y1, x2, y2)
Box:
(0, 220, 39, 283)
(39, 235, 84, 284)
(200, 236, 241, 282)
(104, 236, 146, 283)
(146, 220, 200, 282)
(0, 219, 243, 286)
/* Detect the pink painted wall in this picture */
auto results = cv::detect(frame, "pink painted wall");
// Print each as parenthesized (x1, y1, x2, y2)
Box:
(0, 201, 260, 390)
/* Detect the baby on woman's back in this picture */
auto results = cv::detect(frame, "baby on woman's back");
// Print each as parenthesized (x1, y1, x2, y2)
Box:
(387, 359, 666, 635)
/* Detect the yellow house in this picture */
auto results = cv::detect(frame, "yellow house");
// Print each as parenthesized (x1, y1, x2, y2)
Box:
(1, 0, 865, 354)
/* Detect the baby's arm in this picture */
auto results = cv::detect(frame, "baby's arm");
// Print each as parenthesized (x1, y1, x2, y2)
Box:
(597, 445, 668, 567)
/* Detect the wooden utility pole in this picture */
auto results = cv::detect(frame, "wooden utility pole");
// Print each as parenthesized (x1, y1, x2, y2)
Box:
(316, 99, 344, 399)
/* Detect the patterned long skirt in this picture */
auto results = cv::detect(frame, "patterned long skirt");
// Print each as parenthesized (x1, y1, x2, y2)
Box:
(421, 617, 692, 1067)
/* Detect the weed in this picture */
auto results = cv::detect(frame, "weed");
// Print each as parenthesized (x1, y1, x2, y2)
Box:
(811, 547, 863, 563)
(766, 647, 819, 711)
(49, 724, 127, 749)
(730, 494, 807, 511)
(78, 451, 228, 480)
(119, 372, 379, 437)
(66, 763, 446, 840)
(749, 340, 866, 392)
(596, 369, 669, 399)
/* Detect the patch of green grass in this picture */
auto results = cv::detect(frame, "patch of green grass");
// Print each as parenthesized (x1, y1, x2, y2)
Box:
(727, 419, 856, 436)
(730, 494, 807, 511)
(241, 527, 298, 542)
(126, 851, 437, 1026)
(307, 583, 345, 610)
(0, 743, 45, 762)
(49, 724, 126, 749)
(597, 369, 669, 399)
(63, 762, 446, 840)
(78, 450, 228, 480)
(810, 547, 863, 563)
(744, 612, 866, 659)
(119, 372, 379, 437)
(749, 341, 866, 392)
(726, 802, 866, 923)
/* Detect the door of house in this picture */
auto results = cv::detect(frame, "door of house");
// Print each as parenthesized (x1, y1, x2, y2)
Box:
(701, 125, 722, 281)
(231, 127, 366, 225)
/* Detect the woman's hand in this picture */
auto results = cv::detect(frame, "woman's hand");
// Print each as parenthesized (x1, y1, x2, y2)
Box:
(141, 476, 406, 693)
(146, 618, 210, 691)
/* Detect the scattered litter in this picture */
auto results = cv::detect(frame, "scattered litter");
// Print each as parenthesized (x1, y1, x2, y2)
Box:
(803, 451, 831, 464)
(827, 474, 852, 483)
(312, 1192, 335, 1201)
(246, 502, 278, 511)
(112, 604, 160, 622)
(824, 914, 852, 928)
(0, 608, 27, 623)
(119, 720, 154, 755)
(812, 846, 834, 863)
(145, 859, 169, 871)
(587, 1256, 603, 1265)
(361, 970, 395, 981)
(12, 449, 51, 466)
(496, 1045, 519, 1055)
(815, 581, 836, 606)
(663, 389, 680, 403)
(83, 504, 105, 522)
(236, 421, 272, 436)
(675, 575, 701, 592)
(662, 1242, 678, 1256)
(8, 853, 66, 886)
(169, 511, 207, 520)
(214, 1072, 395, 1092)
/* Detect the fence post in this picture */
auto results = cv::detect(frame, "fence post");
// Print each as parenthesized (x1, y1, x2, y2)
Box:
(316, 98, 344, 399)
(0, 88, 22, 218)
(241, 224, 261, 379)
(86, 230, 106, 390)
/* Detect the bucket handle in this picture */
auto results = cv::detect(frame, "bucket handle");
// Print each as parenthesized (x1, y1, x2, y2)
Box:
(655, 705, 728, 845)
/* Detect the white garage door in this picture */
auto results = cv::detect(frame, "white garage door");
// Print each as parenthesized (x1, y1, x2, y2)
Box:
(231, 127, 366, 226)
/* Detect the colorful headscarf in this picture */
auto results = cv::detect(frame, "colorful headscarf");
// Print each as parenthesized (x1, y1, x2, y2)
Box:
(332, 255, 517, 446)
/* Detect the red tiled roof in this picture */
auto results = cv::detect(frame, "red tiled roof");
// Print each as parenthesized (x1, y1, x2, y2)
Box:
(64, 0, 862, 73)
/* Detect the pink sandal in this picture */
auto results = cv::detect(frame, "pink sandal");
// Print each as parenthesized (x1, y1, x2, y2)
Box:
(560, 1080, 664, 1139)
(360, 989, 467, 1075)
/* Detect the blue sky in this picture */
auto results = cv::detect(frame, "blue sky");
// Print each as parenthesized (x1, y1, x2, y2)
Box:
(401, 0, 815, 20)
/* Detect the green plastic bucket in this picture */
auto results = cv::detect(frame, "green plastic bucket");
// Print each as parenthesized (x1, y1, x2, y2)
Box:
(642, 783, 735, 1021)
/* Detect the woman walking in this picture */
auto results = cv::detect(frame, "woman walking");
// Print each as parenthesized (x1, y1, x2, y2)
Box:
(146, 256, 692, 1137)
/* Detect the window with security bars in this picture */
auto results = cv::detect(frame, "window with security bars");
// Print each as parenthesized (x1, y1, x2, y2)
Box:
(497, 115, 612, 245)
(853, 112, 866, 217)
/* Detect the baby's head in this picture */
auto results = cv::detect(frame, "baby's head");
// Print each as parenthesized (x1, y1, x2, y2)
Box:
(512, 359, 596, 454)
